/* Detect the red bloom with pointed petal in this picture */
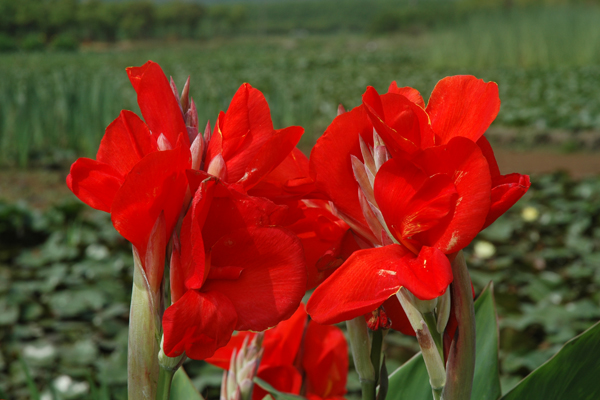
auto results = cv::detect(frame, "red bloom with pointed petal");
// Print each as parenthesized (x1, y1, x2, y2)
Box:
(206, 304, 348, 400)
(205, 83, 304, 191)
(308, 76, 529, 331)
(163, 179, 307, 359)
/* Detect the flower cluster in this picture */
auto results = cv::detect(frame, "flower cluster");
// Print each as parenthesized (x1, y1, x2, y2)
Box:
(66, 61, 529, 398)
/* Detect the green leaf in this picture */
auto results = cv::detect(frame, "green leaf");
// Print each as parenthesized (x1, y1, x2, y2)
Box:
(387, 351, 432, 400)
(386, 282, 501, 400)
(170, 368, 204, 400)
(500, 320, 600, 400)
(472, 283, 502, 400)
(254, 377, 307, 400)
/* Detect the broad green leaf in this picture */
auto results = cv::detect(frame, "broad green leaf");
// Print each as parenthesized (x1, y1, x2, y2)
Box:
(386, 351, 432, 400)
(472, 282, 501, 400)
(386, 283, 500, 400)
(254, 377, 306, 400)
(170, 368, 204, 400)
(501, 320, 600, 400)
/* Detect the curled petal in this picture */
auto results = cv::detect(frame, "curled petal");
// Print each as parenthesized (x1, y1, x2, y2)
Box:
(66, 158, 124, 212)
(206, 84, 274, 183)
(127, 61, 189, 148)
(382, 296, 415, 336)
(303, 321, 348, 399)
(248, 148, 317, 201)
(412, 137, 492, 253)
(388, 81, 425, 108)
(375, 158, 457, 241)
(239, 126, 304, 190)
(111, 145, 190, 258)
(309, 105, 373, 229)
(484, 173, 531, 229)
(96, 110, 157, 176)
(307, 245, 452, 325)
(426, 75, 500, 145)
(162, 290, 238, 360)
(203, 226, 307, 331)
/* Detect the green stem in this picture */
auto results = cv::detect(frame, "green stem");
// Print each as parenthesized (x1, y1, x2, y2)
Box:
(423, 312, 444, 362)
(361, 380, 376, 400)
(346, 317, 376, 400)
(432, 387, 443, 400)
(156, 366, 175, 400)
(370, 329, 383, 386)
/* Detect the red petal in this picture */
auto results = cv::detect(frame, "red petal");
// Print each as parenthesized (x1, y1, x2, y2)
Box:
(253, 366, 303, 400)
(307, 245, 452, 324)
(381, 296, 415, 336)
(484, 173, 530, 229)
(67, 158, 124, 212)
(309, 105, 373, 230)
(126, 61, 151, 92)
(286, 201, 353, 289)
(162, 290, 238, 360)
(96, 110, 157, 176)
(202, 227, 306, 331)
(239, 125, 304, 190)
(261, 304, 308, 366)
(303, 321, 348, 398)
(426, 75, 500, 145)
(128, 61, 189, 148)
(248, 147, 317, 201)
(177, 180, 216, 291)
(111, 145, 190, 258)
(362, 87, 420, 157)
(381, 92, 435, 150)
(388, 82, 425, 108)
(202, 184, 289, 250)
(412, 137, 492, 253)
(476, 135, 501, 178)
(209, 84, 275, 183)
(374, 158, 457, 241)
(205, 332, 254, 369)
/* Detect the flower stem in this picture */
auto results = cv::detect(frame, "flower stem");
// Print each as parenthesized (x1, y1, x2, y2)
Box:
(346, 317, 376, 400)
(370, 329, 383, 385)
(423, 312, 444, 362)
(156, 366, 175, 400)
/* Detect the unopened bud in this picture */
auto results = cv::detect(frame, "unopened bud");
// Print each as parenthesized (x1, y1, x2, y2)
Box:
(170, 77, 181, 110)
(207, 154, 228, 180)
(351, 155, 375, 205)
(337, 104, 346, 116)
(204, 121, 212, 142)
(190, 133, 205, 170)
(180, 76, 191, 113)
(157, 133, 173, 151)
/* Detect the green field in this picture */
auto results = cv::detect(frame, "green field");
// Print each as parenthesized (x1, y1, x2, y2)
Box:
(2, 4, 600, 167)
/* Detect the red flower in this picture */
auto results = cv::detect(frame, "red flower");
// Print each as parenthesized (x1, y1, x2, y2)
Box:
(307, 76, 530, 329)
(206, 304, 348, 400)
(162, 178, 307, 360)
(67, 61, 192, 287)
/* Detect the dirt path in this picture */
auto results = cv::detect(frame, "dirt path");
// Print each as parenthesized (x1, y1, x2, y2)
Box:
(495, 150, 600, 178)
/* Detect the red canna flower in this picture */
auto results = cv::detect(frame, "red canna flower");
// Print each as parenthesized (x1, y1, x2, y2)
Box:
(206, 304, 348, 400)
(307, 76, 530, 331)
(162, 177, 307, 360)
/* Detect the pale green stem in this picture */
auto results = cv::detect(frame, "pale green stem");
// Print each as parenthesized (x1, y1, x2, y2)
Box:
(128, 249, 161, 400)
(346, 317, 376, 400)
(397, 289, 446, 396)
(156, 367, 175, 400)
(423, 312, 444, 362)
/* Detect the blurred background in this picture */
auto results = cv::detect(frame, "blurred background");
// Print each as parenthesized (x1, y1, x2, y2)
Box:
(1, 0, 600, 398)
